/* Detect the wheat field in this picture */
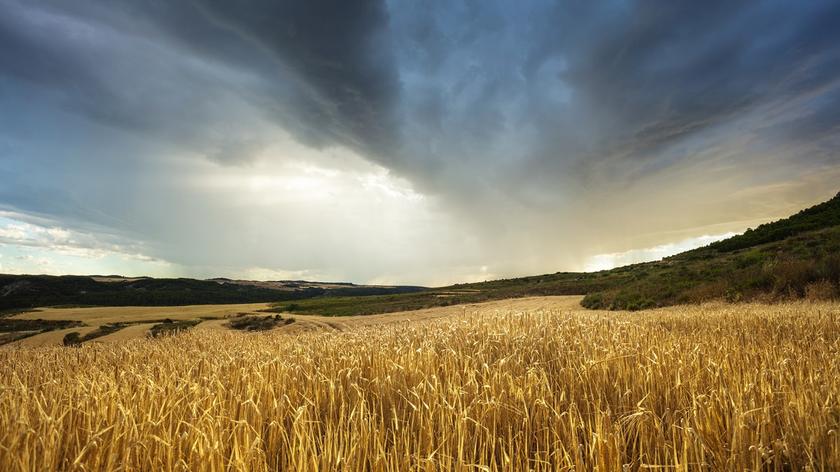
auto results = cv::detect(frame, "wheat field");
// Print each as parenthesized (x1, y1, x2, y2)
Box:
(1, 297, 838, 470)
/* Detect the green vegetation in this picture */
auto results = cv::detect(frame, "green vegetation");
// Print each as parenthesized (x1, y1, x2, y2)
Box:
(263, 273, 627, 316)
(148, 319, 203, 338)
(226, 315, 294, 331)
(707, 193, 840, 252)
(61, 332, 82, 346)
(583, 191, 840, 310)
(62, 323, 127, 346)
(261, 273, 618, 316)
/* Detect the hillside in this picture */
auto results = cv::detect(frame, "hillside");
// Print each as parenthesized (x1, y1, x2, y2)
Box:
(270, 191, 840, 315)
(580, 191, 840, 309)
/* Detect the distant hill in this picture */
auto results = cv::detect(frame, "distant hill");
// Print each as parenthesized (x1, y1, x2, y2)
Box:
(0, 275, 426, 311)
(267, 191, 840, 315)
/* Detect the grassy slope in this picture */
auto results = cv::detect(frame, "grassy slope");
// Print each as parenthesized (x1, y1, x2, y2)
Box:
(274, 191, 840, 315)
(582, 225, 840, 310)
(582, 191, 840, 309)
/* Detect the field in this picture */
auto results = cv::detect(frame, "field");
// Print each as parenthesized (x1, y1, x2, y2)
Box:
(4, 303, 275, 347)
(3, 298, 570, 347)
(0, 297, 840, 471)
(1, 297, 839, 470)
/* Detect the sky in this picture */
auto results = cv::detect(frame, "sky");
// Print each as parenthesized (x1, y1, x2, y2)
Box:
(1, 0, 840, 286)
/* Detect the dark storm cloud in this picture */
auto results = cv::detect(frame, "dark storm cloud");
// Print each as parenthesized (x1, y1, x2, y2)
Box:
(0, 0, 399, 165)
(387, 0, 840, 192)
(4, 0, 839, 176)
(193, 0, 399, 153)
(0, 5, 140, 129)
(0, 0, 265, 166)
(554, 0, 840, 163)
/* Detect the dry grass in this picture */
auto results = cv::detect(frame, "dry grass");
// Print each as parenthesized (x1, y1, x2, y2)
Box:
(1, 298, 838, 470)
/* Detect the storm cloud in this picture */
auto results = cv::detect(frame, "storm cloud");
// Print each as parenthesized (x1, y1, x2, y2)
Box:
(1, 0, 839, 283)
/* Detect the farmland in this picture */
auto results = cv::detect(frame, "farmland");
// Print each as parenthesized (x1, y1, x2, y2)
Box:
(1, 296, 838, 470)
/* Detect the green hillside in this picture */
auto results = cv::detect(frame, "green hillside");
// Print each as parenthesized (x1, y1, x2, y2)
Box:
(271, 191, 840, 315)
(581, 192, 840, 309)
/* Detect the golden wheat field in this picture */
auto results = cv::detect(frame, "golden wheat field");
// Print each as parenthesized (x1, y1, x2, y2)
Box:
(1, 297, 839, 471)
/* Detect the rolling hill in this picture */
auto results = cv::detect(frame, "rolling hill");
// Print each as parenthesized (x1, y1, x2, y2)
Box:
(2, 192, 838, 315)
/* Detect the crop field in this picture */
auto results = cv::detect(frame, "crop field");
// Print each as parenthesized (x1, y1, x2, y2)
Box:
(4, 297, 574, 347)
(3, 303, 275, 347)
(1, 297, 838, 470)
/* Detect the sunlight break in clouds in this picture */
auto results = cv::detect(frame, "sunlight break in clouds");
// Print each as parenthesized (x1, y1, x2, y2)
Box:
(584, 233, 738, 272)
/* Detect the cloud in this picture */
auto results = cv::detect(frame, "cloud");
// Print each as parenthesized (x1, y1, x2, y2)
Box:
(1, 0, 840, 282)
(391, 0, 840, 182)
(196, 0, 399, 153)
(0, 212, 164, 263)
(0, 212, 176, 276)
(381, 0, 840, 262)
(0, 0, 400, 166)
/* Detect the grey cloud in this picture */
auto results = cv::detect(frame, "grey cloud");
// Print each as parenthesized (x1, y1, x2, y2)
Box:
(192, 0, 399, 155)
(4, 0, 840, 176)
(558, 1, 840, 164)
(0, 0, 400, 167)
(383, 0, 840, 202)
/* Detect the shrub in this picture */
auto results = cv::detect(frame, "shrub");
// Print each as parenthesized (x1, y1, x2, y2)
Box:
(805, 281, 837, 301)
(821, 254, 840, 284)
(678, 280, 727, 304)
(149, 320, 201, 338)
(226, 315, 287, 331)
(772, 260, 817, 297)
(734, 250, 767, 269)
(62, 332, 81, 346)
(581, 293, 605, 309)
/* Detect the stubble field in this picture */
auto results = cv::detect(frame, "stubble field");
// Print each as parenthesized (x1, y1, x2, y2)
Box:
(1, 296, 838, 470)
